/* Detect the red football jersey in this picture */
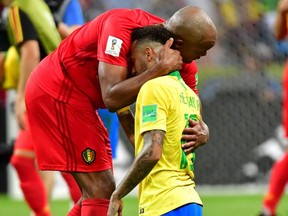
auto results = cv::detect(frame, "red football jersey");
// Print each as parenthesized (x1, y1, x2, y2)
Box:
(32, 8, 198, 109)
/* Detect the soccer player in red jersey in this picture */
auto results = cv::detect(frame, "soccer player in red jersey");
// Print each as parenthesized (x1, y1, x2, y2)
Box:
(25, 6, 216, 215)
(260, 0, 288, 215)
(0, 1, 82, 215)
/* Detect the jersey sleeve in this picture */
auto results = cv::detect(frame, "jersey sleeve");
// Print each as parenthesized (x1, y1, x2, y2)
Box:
(0, 9, 10, 52)
(136, 80, 171, 135)
(7, 7, 38, 46)
(0, 30, 10, 52)
(96, 11, 133, 67)
(180, 61, 199, 95)
(97, 9, 165, 68)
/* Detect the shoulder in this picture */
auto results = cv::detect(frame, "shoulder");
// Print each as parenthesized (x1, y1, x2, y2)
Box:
(104, 9, 138, 21)
(104, 8, 163, 26)
(133, 8, 164, 23)
(100, 9, 138, 34)
(143, 76, 171, 86)
(141, 76, 177, 94)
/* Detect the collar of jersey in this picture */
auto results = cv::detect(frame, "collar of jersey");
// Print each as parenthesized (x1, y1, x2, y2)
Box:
(168, 71, 181, 79)
(168, 70, 188, 90)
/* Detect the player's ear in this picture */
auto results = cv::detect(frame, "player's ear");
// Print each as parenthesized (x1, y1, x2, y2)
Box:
(173, 38, 183, 49)
(145, 47, 154, 62)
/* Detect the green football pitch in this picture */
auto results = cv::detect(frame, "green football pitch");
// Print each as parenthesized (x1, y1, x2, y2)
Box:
(1, 194, 288, 216)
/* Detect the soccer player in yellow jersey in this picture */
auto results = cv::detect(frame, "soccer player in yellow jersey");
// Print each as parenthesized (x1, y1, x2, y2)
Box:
(107, 24, 215, 216)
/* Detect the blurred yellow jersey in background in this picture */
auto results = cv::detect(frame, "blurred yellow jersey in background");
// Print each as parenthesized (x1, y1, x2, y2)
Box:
(3, 46, 19, 89)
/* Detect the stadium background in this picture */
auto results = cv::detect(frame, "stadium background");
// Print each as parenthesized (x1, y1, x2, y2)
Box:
(1, 0, 288, 215)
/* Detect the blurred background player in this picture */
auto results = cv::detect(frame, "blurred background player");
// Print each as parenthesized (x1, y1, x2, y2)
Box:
(45, 0, 84, 39)
(2, 0, 61, 215)
(260, 0, 288, 215)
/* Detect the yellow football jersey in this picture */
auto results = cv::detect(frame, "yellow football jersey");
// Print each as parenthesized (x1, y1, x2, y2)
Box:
(135, 71, 202, 216)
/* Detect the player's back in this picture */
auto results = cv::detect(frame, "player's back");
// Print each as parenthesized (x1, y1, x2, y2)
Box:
(32, 8, 164, 109)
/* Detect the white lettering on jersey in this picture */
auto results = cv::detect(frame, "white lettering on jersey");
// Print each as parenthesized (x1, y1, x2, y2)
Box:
(105, 36, 123, 57)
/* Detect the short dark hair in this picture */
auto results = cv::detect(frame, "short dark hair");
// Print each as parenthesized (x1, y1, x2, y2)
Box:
(131, 25, 173, 45)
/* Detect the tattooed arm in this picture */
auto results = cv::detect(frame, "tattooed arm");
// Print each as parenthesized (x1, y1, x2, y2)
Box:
(107, 130, 165, 216)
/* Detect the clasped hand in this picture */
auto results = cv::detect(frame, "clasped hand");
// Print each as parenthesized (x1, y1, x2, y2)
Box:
(181, 119, 209, 154)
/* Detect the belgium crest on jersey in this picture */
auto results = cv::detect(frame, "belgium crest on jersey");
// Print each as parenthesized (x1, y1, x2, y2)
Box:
(82, 148, 96, 164)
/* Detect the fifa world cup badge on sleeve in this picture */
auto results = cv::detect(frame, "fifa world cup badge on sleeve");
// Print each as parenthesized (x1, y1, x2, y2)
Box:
(142, 104, 157, 123)
(105, 35, 123, 57)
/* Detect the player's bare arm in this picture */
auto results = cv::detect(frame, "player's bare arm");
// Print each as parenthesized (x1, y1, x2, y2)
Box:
(112, 130, 164, 198)
(98, 38, 182, 112)
(15, 40, 40, 129)
(57, 22, 81, 39)
(107, 130, 165, 216)
(117, 108, 135, 147)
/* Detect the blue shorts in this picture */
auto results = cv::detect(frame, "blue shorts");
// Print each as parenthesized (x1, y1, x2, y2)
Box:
(162, 203, 203, 216)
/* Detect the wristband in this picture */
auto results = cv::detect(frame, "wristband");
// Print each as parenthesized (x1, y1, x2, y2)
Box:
(116, 106, 130, 115)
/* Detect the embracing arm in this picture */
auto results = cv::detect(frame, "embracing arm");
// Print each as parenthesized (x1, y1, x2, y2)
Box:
(107, 130, 164, 216)
(98, 38, 182, 112)
(182, 99, 209, 153)
(180, 62, 209, 153)
(182, 117, 209, 153)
